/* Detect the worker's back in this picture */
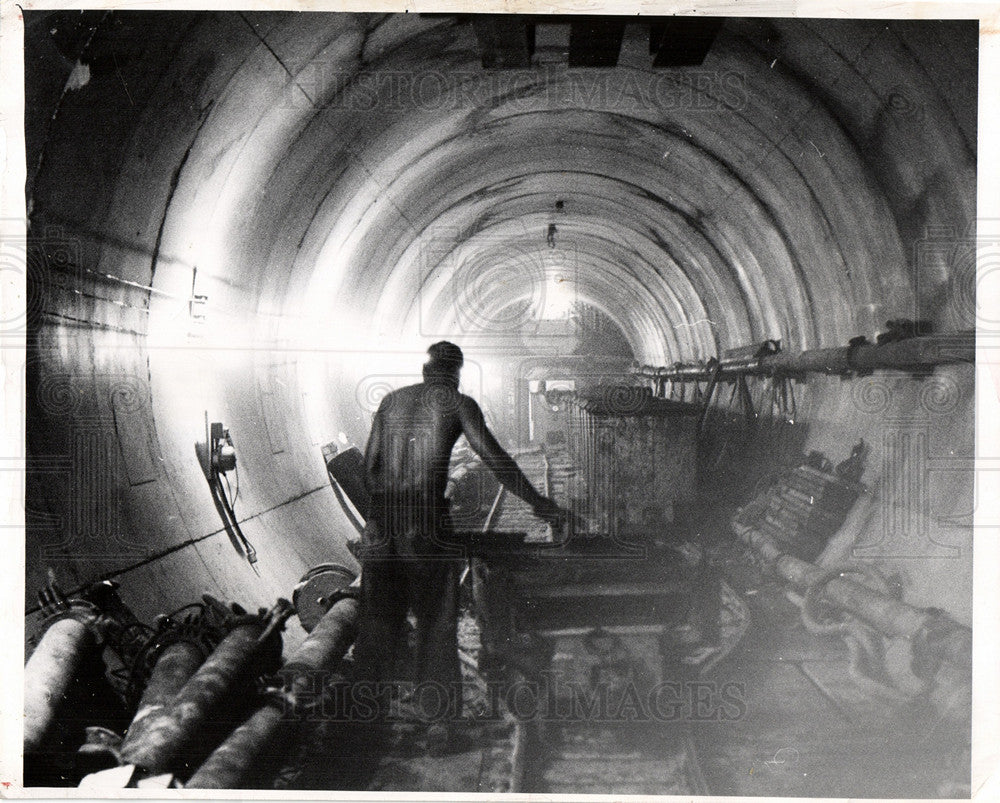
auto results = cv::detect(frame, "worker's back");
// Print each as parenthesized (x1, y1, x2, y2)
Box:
(362, 356, 565, 552)
(365, 380, 466, 516)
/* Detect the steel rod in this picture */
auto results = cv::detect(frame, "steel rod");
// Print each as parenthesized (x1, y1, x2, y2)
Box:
(635, 332, 974, 383)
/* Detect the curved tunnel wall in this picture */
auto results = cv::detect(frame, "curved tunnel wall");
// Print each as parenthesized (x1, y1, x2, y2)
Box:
(24, 12, 977, 644)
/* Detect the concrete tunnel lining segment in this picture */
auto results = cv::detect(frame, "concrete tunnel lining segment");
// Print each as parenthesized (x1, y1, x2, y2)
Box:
(22, 11, 976, 662)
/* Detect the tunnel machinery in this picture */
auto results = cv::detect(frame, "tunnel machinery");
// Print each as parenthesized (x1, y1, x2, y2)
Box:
(16, 10, 979, 797)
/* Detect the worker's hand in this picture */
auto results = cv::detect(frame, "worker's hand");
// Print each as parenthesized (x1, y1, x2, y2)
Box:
(532, 497, 583, 533)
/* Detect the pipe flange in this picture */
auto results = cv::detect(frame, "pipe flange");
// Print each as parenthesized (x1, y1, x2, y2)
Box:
(292, 564, 359, 633)
(35, 599, 107, 654)
(40, 598, 101, 628)
(36, 579, 104, 631)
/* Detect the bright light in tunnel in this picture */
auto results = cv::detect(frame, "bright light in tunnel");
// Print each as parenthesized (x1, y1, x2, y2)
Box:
(146, 301, 195, 351)
(541, 271, 576, 320)
(146, 297, 253, 358)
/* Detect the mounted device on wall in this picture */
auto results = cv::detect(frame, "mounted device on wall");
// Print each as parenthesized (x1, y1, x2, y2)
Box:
(196, 413, 258, 569)
(210, 422, 237, 475)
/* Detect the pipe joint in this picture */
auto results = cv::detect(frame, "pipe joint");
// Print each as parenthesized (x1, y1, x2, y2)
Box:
(35, 579, 114, 647)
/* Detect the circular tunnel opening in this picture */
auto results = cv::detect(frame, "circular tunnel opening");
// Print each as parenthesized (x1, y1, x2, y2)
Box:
(19, 10, 978, 796)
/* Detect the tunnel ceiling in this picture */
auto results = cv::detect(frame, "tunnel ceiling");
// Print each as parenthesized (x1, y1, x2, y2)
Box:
(23, 12, 977, 627)
(28, 13, 976, 356)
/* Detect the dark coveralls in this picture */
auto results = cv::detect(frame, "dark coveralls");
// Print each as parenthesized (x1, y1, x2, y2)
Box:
(353, 378, 553, 723)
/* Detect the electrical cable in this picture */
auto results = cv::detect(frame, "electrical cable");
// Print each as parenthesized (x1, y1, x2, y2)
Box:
(216, 471, 257, 567)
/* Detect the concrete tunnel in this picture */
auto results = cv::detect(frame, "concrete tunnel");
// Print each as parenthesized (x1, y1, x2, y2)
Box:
(20, 10, 980, 796)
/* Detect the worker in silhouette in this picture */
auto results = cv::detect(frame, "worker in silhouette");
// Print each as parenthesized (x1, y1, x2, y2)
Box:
(353, 341, 568, 752)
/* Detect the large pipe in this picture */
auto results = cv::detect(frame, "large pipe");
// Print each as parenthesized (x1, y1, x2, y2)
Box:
(634, 331, 974, 383)
(119, 641, 206, 757)
(183, 701, 289, 790)
(119, 620, 269, 774)
(283, 581, 360, 686)
(24, 617, 99, 754)
(186, 581, 360, 789)
(732, 520, 970, 718)
(734, 522, 931, 637)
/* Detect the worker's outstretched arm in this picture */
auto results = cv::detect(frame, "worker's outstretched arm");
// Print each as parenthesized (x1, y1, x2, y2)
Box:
(458, 396, 562, 522)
